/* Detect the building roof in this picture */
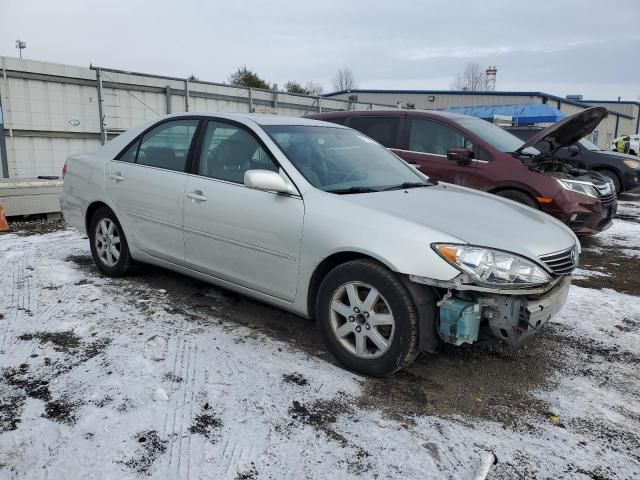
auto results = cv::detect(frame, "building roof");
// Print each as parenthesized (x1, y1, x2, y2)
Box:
(323, 89, 636, 119)
(444, 103, 566, 124)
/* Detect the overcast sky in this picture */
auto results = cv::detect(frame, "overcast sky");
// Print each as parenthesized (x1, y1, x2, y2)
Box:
(1, 0, 639, 100)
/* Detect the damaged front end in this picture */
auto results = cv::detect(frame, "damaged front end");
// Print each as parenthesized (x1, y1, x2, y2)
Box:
(411, 243, 577, 348)
(435, 277, 571, 347)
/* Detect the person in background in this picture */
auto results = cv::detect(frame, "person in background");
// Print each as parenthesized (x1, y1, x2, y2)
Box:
(616, 135, 631, 153)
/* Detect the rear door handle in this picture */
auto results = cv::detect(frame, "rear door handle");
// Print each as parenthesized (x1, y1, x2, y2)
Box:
(109, 172, 124, 182)
(186, 190, 207, 202)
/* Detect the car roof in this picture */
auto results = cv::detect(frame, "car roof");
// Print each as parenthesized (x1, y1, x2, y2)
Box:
(160, 112, 348, 128)
(308, 109, 474, 121)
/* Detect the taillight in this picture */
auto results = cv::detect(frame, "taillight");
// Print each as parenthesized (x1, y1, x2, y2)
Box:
(62, 162, 67, 179)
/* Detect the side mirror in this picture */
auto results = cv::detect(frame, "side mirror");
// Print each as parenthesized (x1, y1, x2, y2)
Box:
(447, 147, 473, 165)
(244, 170, 291, 194)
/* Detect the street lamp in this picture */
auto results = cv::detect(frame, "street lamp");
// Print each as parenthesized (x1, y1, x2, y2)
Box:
(15, 40, 26, 59)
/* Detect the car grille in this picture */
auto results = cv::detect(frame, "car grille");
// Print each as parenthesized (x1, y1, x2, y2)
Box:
(593, 183, 617, 206)
(539, 246, 579, 276)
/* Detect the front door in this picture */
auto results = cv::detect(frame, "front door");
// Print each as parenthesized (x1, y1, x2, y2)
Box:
(396, 117, 478, 186)
(105, 118, 199, 263)
(182, 120, 304, 302)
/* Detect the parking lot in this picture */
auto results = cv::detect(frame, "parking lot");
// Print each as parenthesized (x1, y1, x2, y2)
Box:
(0, 193, 638, 480)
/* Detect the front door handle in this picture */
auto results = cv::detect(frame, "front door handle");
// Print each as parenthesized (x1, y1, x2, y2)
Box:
(186, 190, 207, 202)
(109, 172, 124, 182)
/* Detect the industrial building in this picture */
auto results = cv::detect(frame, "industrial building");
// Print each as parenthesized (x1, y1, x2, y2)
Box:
(0, 57, 397, 215)
(323, 89, 639, 150)
(1, 56, 637, 216)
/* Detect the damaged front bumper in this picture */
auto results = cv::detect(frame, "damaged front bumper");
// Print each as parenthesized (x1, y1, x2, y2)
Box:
(411, 275, 571, 348)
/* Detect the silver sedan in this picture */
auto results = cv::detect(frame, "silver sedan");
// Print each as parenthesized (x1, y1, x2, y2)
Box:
(62, 113, 579, 376)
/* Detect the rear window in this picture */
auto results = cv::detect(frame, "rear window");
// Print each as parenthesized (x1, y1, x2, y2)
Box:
(348, 116, 401, 148)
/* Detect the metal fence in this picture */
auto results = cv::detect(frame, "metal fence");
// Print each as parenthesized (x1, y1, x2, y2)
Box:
(0, 57, 400, 179)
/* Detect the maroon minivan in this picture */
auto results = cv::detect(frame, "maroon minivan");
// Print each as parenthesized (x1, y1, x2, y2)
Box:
(309, 108, 616, 236)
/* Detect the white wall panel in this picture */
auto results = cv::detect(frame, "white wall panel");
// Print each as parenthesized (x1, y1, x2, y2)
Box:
(6, 136, 101, 177)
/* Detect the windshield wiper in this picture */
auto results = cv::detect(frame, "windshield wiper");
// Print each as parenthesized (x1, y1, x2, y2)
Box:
(381, 182, 432, 191)
(326, 186, 379, 194)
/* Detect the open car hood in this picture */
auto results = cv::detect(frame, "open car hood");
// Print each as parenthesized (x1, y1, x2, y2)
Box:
(516, 107, 608, 155)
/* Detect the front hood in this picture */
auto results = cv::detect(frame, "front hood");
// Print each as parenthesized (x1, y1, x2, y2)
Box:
(596, 150, 640, 162)
(517, 107, 608, 155)
(341, 184, 578, 261)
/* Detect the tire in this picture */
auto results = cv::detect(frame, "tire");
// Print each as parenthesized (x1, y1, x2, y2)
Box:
(88, 206, 133, 277)
(495, 189, 539, 209)
(316, 259, 419, 376)
(598, 170, 621, 193)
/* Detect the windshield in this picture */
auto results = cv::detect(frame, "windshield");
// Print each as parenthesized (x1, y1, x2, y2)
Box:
(579, 138, 599, 151)
(457, 118, 540, 155)
(263, 125, 430, 193)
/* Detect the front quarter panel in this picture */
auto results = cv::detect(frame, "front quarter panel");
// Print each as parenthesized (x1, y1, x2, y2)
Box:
(293, 190, 463, 315)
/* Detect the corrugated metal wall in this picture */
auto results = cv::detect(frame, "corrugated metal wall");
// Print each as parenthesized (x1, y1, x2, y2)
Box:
(0, 57, 399, 179)
(327, 92, 544, 110)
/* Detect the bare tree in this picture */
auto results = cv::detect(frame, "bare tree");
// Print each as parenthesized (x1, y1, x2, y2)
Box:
(332, 67, 357, 91)
(305, 81, 324, 96)
(451, 63, 488, 91)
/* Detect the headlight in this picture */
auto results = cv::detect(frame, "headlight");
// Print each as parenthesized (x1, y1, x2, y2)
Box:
(623, 159, 640, 169)
(432, 244, 552, 286)
(557, 179, 599, 198)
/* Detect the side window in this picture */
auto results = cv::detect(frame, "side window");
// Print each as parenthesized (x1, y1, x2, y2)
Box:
(409, 119, 469, 155)
(118, 139, 140, 163)
(198, 121, 278, 184)
(348, 116, 401, 148)
(137, 119, 198, 172)
(476, 147, 492, 161)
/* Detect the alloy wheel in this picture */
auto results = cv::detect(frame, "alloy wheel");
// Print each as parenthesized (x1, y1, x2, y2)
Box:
(94, 218, 121, 267)
(329, 282, 395, 359)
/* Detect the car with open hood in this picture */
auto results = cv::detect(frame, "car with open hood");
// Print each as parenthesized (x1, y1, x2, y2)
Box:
(309, 107, 616, 236)
(62, 113, 579, 376)
(505, 126, 640, 193)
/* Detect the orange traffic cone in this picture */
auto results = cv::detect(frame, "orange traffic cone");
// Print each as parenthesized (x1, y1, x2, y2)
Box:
(0, 203, 9, 232)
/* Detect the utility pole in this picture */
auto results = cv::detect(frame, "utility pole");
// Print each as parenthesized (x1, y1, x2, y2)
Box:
(15, 40, 26, 59)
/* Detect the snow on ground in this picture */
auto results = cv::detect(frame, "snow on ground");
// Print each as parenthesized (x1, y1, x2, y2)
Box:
(0, 211, 639, 479)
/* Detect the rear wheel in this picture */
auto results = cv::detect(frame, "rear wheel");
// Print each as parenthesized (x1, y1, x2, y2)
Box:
(88, 207, 132, 277)
(495, 189, 539, 209)
(597, 170, 621, 193)
(316, 259, 419, 376)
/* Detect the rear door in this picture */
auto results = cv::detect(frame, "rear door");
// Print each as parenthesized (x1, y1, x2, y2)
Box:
(182, 119, 304, 301)
(399, 117, 479, 186)
(105, 118, 200, 263)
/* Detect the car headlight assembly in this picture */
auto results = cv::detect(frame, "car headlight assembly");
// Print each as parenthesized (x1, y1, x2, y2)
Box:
(557, 179, 599, 198)
(432, 244, 552, 287)
(623, 159, 640, 169)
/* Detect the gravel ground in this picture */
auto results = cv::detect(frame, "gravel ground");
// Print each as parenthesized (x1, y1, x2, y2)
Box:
(0, 194, 639, 479)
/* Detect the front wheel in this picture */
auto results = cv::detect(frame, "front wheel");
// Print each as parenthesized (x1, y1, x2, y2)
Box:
(88, 206, 132, 277)
(495, 189, 539, 209)
(316, 260, 419, 376)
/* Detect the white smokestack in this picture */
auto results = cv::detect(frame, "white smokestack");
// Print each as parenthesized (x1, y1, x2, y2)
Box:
(485, 66, 497, 91)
